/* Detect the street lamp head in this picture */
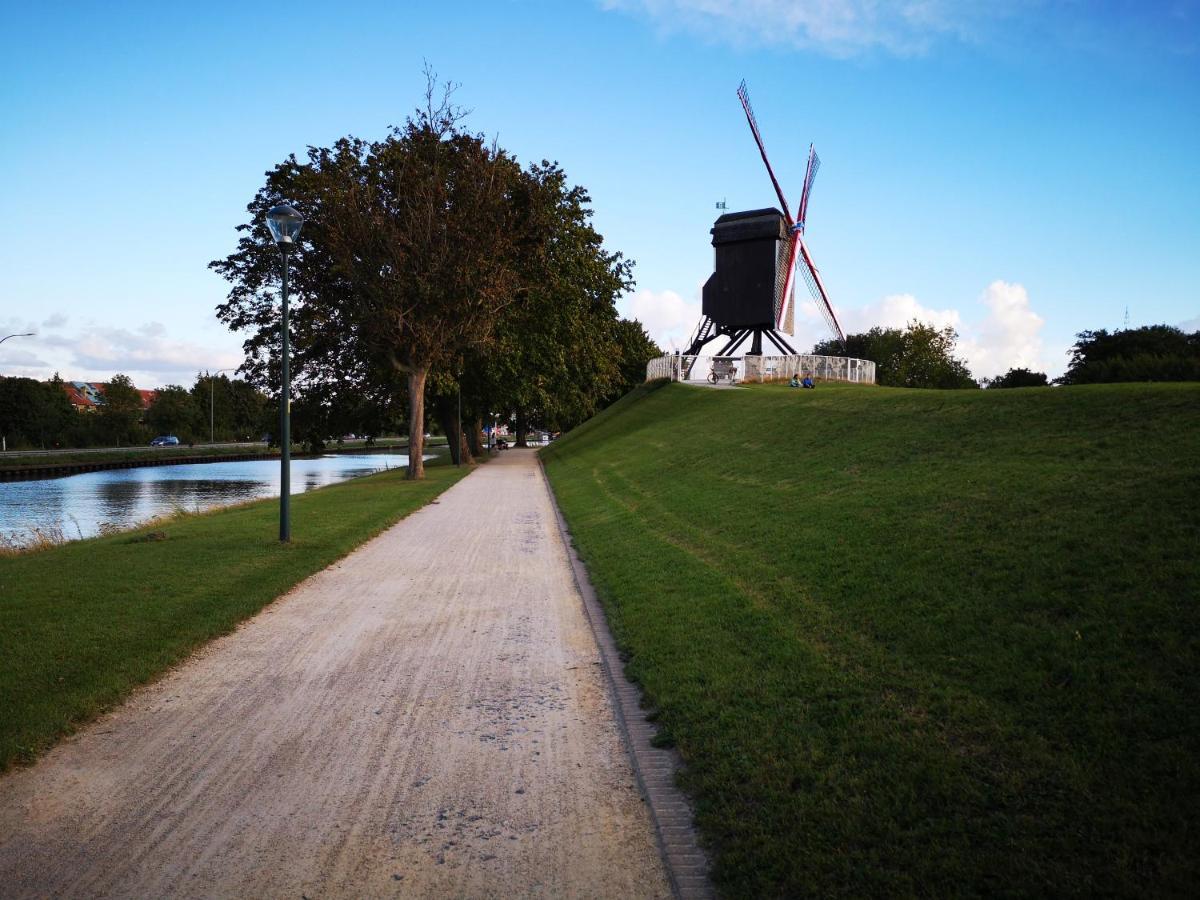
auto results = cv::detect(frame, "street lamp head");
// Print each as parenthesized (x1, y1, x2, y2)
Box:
(265, 204, 304, 250)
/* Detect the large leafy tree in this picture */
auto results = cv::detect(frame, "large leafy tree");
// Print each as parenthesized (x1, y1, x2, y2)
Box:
(1060, 325, 1200, 384)
(465, 162, 637, 445)
(212, 77, 649, 471)
(212, 79, 525, 478)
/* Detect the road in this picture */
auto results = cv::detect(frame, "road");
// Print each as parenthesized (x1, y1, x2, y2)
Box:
(0, 440, 265, 458)
(0, 450, 670, 898)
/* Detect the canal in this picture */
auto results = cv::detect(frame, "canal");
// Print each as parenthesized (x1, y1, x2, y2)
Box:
(0, 452, 418, 545)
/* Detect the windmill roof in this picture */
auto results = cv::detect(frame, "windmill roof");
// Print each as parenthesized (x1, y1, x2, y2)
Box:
(714, 207, 784, 224)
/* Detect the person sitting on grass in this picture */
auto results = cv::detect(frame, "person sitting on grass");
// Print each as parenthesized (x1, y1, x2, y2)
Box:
(789, 374, 801, 388)
(802, 375, 815, 389)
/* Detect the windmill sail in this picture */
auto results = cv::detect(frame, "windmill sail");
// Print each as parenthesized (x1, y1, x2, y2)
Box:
(797, 239, 845, 344)
(737, 81, 793, 222)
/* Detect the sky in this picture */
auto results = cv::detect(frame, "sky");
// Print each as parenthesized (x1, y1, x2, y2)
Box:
(1, 0, 1197, 387)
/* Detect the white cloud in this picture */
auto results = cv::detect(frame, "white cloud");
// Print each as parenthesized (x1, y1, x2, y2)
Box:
(618, 286, 704, 351)
(1177, 314, 1200, 333)
(600, 0, 1029, 57)
(956, 280, 1045, 379)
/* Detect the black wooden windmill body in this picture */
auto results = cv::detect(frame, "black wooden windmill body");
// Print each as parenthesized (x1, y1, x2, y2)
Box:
(685, 81, 846, 359)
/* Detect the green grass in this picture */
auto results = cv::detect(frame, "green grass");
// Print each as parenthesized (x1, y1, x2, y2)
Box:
(0, 462, 469, 771)
(542, 380, 1200, 898)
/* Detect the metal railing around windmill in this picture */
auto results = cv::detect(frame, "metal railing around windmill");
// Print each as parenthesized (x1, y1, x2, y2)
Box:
(646, 353, 876, 385)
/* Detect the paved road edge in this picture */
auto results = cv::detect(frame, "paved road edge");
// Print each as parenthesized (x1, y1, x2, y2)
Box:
(538, 457, 715, 900)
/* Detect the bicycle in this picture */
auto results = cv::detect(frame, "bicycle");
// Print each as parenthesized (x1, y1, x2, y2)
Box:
(707, 361, 738, 384)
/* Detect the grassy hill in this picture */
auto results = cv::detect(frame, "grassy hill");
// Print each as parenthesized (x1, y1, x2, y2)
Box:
(542, 380, 1199, 898)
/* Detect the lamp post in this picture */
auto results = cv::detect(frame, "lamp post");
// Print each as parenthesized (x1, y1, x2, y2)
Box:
(0, 333, 35, 453)
(456, 367, 463, 468)
(208, 367, 236, 444)
(266, 203, 303, 542)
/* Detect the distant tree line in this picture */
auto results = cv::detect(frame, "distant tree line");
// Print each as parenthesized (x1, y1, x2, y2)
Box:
(0, 372, 270, 451)
(813, 321, 1200, 390)
(211, 72, 659, 477)
(1059, 325, 1200, 384)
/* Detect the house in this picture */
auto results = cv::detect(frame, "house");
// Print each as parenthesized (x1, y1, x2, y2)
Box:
(59, 381, 157, 413)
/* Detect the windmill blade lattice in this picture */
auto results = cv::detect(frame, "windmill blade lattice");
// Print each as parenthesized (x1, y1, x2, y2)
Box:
(737, 81, 793, 222)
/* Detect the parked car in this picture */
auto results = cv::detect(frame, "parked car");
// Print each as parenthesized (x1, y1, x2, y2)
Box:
(150, 435, 180, 447)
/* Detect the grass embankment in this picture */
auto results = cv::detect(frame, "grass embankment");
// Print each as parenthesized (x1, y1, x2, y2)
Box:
(542, 380, 1199, 898)
(0, 462, 469, 771)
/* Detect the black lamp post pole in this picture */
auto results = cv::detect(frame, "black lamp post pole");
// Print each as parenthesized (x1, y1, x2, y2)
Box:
(279, 248, 292, 542)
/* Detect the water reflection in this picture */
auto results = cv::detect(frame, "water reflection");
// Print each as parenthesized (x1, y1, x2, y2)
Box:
(0, 453, 413, 544)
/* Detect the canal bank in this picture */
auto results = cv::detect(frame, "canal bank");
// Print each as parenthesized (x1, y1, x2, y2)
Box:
(0, 451, 435, 544)
(0, 441, 438, 482)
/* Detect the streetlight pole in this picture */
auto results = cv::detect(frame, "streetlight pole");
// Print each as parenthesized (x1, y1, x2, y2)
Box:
(266, 204, 304, 543)
(456, 367, 462, 468)
(1, 333, 35, 452)
(208, 367, 236, 444)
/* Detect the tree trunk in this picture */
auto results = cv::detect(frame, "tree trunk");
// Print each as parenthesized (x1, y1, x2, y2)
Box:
(516, 410, 530, 448)
(407, 366, 428, 480)
(515, 409, 529, 448)
(435, 397, 461, 466)
(459, 428, 474, 466)
(466, 417, 483, 457)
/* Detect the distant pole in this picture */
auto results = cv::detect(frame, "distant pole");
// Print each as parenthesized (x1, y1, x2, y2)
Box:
(266, 204, 304, 543)
(456, 369, 462, 468)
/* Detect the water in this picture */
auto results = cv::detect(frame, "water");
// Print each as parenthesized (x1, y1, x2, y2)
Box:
(0, 453, 417, 544)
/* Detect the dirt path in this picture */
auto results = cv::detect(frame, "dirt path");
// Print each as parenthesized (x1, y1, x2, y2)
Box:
(0, 450, 671, 898)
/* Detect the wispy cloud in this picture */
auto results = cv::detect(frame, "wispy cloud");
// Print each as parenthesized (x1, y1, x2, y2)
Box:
(599, 0, 1033, 57)
(0, 315, 242, 388)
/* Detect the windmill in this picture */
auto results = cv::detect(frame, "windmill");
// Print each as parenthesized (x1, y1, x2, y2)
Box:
(684, 80, 845, 359)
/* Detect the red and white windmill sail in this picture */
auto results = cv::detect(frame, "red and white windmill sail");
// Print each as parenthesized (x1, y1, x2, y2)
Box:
(737, 81, 845, 345)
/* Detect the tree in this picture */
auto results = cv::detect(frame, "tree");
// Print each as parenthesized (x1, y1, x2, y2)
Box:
(606, 318, 661, 406)
(146, 385, 200, 441)
(97, 374, 147, 445)
(213, 74, 525, 479)
(0, 376, 74, 449)
(1060, 325, 1200, 384)
(463, 161, 638, 445)
(987, 367, 1049, 389)
(815, 321, 977, 389)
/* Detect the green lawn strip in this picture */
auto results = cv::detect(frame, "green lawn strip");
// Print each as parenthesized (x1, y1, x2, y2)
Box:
(0, 461, 470, 771)
(543, 380, 1199, 897)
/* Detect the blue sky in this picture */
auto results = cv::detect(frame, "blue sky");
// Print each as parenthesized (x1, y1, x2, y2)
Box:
(1, 0, 1197, 385)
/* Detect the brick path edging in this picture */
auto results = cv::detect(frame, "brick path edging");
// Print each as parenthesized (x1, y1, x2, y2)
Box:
(539, 460, 715, 900)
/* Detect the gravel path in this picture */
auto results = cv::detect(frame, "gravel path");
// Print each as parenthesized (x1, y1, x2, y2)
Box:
(0, 450, 671, 898)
